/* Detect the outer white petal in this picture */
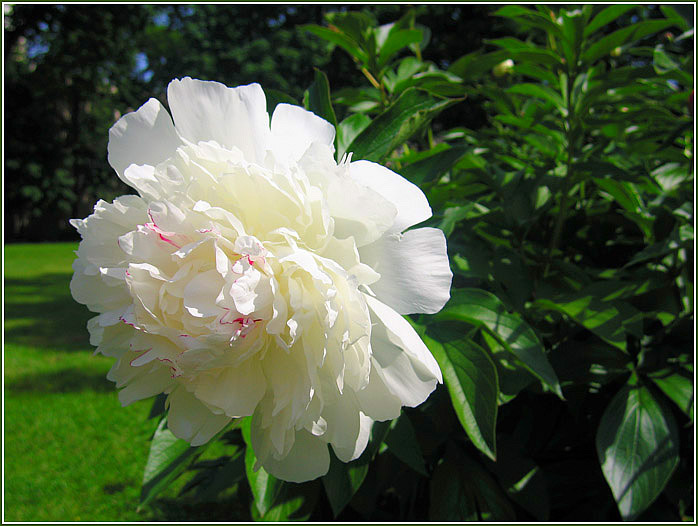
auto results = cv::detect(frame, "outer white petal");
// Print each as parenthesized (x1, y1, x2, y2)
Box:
(108, 98, 182, 182)
(355, 359, 403, 421)
(261, 429, 330, 483)
(349, 160, 431, 232)
(167, 78, 270, 163)
(359, 227, 452, 315)
(271, 103, 335, 163)
(365, 294, 442, 407)
(118, 365, 175, 406)
(167, 386, 232, 446)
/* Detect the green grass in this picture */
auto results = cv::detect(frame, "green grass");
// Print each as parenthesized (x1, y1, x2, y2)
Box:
(3, 243, 244, 521)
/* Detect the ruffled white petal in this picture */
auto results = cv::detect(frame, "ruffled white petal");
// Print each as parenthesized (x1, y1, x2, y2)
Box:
(193, 359, 266, 418)
(167, 78, 270, 163)
(365, 294, 442, 407)
(261, 429, 330, 483)
(108, 98, 182, 182)
(349, 160, 432, 232)
(360, 227, 452, 315)
(271, 103, 335, 164)
(167, 386, 232, 446)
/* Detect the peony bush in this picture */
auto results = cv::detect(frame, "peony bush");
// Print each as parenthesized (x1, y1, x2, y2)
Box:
(70, 6, 693, 522)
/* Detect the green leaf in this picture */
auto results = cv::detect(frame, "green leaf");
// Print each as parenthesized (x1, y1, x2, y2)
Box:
(429, 445, 479, 521)
(596, 379, 680, 520)
(265, 89, 299, 116)
(321, 420, 390, 517)
(384, 412, 427, 475)
(424, 335, 498, 460)
(346, 88, 458, 162)
(582, 19, 679, 65)
(584, 5, 637, 37)
(302, 24, 367, 64)
(437, 289, 563, 398)
(377, 28, 422, 70)
(593, 177, 654, 238)
(649, 369, 694, 422)
(336, 113, 371, 161)
(533, 287, 642, 352)
(140, 417, 217, 507)
(399, 144, 469, 185)
(241, 418, 285, 518)
(303, 68, 337, 129)
(250, 482, 320, 522)
(507, 83, 565, 114)
(487, 435, 550, 520)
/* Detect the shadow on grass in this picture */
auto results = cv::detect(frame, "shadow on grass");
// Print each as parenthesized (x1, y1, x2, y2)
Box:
(4, 273, 93, 352)
(5, 368, 114, 394)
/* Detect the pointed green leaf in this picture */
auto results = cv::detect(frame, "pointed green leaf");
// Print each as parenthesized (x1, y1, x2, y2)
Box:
(303, 68, 337, 129)
(336, 113, 371, 161)
(346, 88, 458, 162)
(582, 19, 679, 65)
(584, 5, 637, 37)
(321, 420, 390, 517)
(649, 369, 694, 422)
(437, 289, 563, 398)
(140, 417, 218, 507)
(596, 380, 680, 520)
(302, 24, 367, 64)
(384, 412, 427, 475)
(241, 418, 285, 518)
(424, 334, 498, 460)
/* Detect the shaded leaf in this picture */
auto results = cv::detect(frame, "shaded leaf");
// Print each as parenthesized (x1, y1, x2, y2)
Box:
(596, 379, 680, 520)
(346, 88, 458, 162)
(384, 412, 427, 475)
(437, 288, 563, 398)
(649, 368, 694, 422)
(303, 68, 337, 129)
(241, 418, 285, 518)
(424, 334, 498, 460)
(140, 417, 219, 507)
(321, 420, 390, 517)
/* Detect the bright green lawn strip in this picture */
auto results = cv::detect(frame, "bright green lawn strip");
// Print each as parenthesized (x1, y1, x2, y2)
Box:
(4, 243, 246, 521)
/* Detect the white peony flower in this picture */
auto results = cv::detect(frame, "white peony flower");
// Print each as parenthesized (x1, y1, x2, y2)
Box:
(70, 78, 452, 483)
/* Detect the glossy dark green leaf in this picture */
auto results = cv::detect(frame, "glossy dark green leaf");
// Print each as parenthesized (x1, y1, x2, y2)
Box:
(336, 113, 371, 161)
(241, 418, 285, 518)
(250, 482, 320, 522)
(596, 379, 680, 520)
(487, 435, 550, 520)
(424, 334, 498, 460)
(584, 5, 637, 37)
(649, 369, 694, 422)
(140, 417, 218, 507)
(321, 420, 390, 517)
(429, 446, 478, 521)
(377, 29, 422, 70)
(437, 289, 563, 398)
(533, 288, 642, 352)
(303, 68, 337, 129)
(265, 89, 299, 115)
(384, 412, 427, 475)
(399, 144, 468, 185)
(582, 19, 679, 64)
(346, 88, 458, 162)
(302, 24, 367, 64)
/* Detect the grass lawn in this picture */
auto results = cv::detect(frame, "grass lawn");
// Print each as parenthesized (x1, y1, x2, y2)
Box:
(3, 243, 244, 521)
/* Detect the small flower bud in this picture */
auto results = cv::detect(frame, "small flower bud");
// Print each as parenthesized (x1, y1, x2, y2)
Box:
(493, 59, 515, 77)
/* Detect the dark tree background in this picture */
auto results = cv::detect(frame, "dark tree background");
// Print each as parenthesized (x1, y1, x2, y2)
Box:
(3, 4, 509, 241)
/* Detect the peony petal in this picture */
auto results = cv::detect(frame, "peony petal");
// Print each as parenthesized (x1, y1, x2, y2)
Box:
(167, 386, 232, 446)
(365, 295, 442, 406)
(108, 98, 182, 182)
(193, 359, 266, 418)
(167, 78, 270, 163)
(271, 103, 335, 163)
(365, 295, 442, 381)
(349, 160, 431, 232)
(118, 365, 175, 406)
(354, 358, 403, 421)
(261, 429, 330, 483)
(359, 227, 452, 315)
